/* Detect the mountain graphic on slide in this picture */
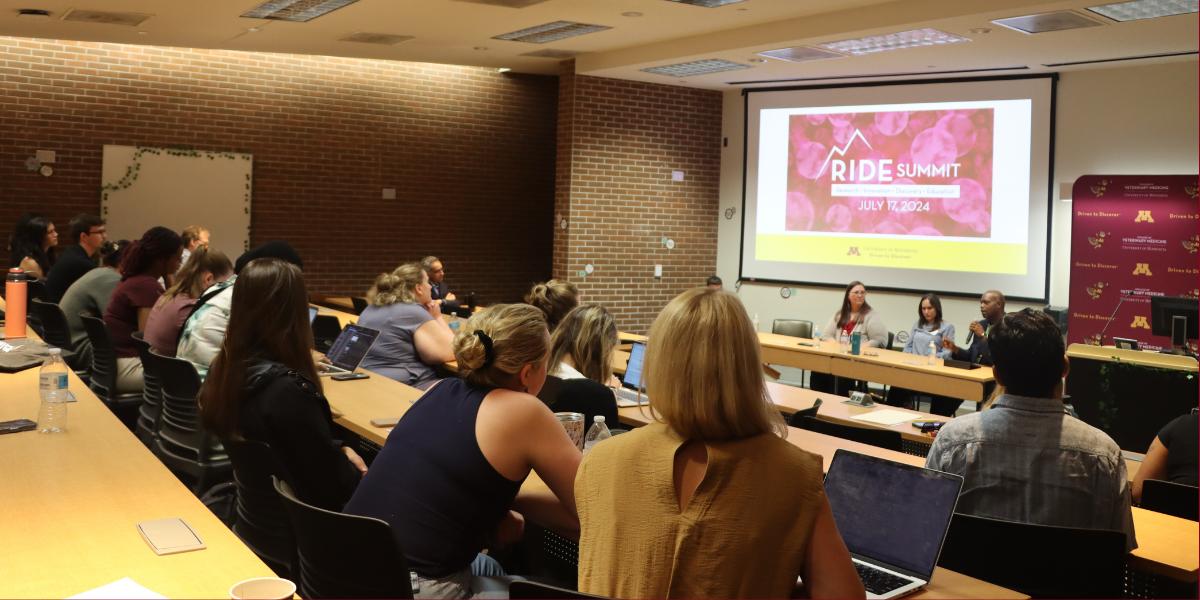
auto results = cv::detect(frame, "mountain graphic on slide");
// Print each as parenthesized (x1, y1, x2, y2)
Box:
(817, 129, 873, 179)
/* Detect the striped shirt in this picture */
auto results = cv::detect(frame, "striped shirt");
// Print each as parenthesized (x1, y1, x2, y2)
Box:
(926, 393, 1136, 551)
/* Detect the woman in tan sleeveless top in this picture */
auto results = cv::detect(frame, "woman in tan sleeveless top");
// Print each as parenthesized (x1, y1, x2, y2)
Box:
(575, 288, 864, 599)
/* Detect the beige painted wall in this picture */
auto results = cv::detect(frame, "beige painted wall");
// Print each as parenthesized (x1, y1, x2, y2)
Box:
(716, 60, 1199, 339)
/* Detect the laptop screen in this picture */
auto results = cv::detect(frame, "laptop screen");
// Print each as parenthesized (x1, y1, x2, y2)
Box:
(326, 324, 380, 371)
(308, 306, 319, 324)
(824, 450, 963, 579)
(622, 342, 646, 390)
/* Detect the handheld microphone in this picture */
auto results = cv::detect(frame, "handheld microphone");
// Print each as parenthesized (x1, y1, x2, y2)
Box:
(1097, 294, 1129, 346)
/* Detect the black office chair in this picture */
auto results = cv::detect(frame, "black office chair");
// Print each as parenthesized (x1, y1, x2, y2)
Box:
(771, 319, 814, 387)
(311, 314, 343, 353)
(226, 441, 297, 578)
(1141, 479, 1199, 521)
(938, 512, 1127, 598)
(25, 279, 47, 338)
(273, 477, 413, 599)
(510, 580, 608, 599)
(130, 332, 164, 449)
(154, 352, 230, 494)
(793, 415, 902, 452)
(29, 299, 88, 380)
(79, 314, 141, 428)
(350, 297, 368, 315)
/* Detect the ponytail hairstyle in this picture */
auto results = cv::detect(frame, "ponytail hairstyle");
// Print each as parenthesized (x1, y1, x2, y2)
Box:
(453, 303, 548, 390)
(524, 279, 579, 332)
(367, 262, 425, 306)
(162, 247, 233, 303)
(119, 226, 182, 280)
(548, 304, 618, 384)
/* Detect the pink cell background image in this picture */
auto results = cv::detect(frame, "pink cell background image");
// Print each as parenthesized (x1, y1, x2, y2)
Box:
(785, 108, 995, 237)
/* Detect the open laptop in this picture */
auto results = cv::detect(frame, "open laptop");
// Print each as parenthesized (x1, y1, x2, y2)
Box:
(613, 341, 648, 407)
(823, 450, 964, 599)
(316, 324, 380, 376)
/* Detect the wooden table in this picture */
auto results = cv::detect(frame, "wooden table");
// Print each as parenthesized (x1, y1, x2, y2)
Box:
(0, 343, 276, 598)
(312, 303, 358, 329)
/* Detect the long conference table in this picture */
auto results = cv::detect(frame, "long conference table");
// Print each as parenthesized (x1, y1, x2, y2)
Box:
(0, 337, 276, 598)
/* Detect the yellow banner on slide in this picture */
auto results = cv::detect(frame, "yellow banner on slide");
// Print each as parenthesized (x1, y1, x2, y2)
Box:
(757, 234, 1027, 274)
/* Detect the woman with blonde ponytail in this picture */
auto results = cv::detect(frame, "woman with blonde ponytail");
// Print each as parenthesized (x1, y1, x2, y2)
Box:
(357, 262, 455, 389)
(346, 304, 581, 597)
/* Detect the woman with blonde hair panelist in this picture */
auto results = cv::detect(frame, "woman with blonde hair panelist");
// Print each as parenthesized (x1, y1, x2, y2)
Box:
(575, 288, 864, 599)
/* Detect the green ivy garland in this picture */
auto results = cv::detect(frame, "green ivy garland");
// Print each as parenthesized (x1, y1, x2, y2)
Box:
(100, 146, 253, 208)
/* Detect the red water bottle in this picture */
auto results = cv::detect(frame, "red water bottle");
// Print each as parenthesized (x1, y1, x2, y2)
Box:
(4, 268, 27, 339)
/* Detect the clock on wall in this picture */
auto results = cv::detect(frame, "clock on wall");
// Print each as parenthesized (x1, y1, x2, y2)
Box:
(780, 287, 792, 299)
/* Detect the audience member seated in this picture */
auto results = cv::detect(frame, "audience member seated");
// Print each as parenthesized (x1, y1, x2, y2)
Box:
(813, 280, 888, 394)
(144, 247, 232, 356)
(43, 213, 107, 302)
(421, 255, 458, 308)
(942, 289, 1005, 365)
(537, 304, 620, 429)
(576, 288, 864, 599)
(345, 304, 581, 598)
(7, 212, 57, 280)
(524, 279, 579, 332)
(199, 258, 365, 511)
(177, 241, 303, 380)
(357, 262, 454, 389)
(891, 293, 961, 415)
(706, 274, 723, 290)
(60, 240, 128, 367)
(178, 224, 209, 268)
(926, 308, 1137, 550)
(103, 227, 183, 394)
(1132, 410, 1199, 503)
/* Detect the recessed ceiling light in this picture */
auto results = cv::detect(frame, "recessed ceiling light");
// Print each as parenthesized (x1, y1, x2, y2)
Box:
(493, 21, 612, 44)
(247, 26, 261, 32)
(1087, 0, 1198, 21)
(497, 67, 512, 73)
(641, 58, 750, 77)
(241, 0, 357, 22)
(757, 46, 845, 63)
(621, 11, 643, 17)
(16, 8, 51, 19)
(819, 28, 970, 56)
(137, 30, 149, 35)
(992, 10, 1105, 33)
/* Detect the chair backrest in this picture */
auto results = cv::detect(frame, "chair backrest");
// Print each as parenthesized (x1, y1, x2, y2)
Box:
(155, 351, 219, 460)
(130, 332, 162, 412)
(793, 415, 902, 451)
(894, 329, 910, 350)
(510, 580, 608, 599)
(772, 319, 813, 339)
(226, 441, 297, 576)
(272, 477, 413, 599)
(938, 512, 1127, 598)
(30, 299, 73, 352)
(350, 297, 368, 315)
(886, 331, 895, 350)
(80, 314, 119, 402)
(1141, 479, 1199, 521)
(311, 314, 343, 353)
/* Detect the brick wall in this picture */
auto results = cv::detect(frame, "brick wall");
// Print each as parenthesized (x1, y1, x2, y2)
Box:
(554, 71, 723, 333)
(0, 36, 557, 303)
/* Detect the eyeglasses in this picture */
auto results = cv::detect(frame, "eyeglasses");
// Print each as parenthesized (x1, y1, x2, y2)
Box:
(86, 229, 106, 236)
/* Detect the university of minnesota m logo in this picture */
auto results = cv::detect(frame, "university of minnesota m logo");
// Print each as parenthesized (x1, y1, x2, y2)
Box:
(1132, 263, 1153, 276)
(1130, 315, 1150, 330)
(846, 246, 860, 256)
(1134, 210, 1154, 223)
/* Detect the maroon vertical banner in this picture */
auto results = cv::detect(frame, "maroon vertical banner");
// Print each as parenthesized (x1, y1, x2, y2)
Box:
(1069, 175, 1200, 351)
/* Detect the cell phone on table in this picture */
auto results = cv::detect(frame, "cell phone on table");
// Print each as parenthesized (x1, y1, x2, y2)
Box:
(331, 372, 369, 381)
(0, 419, 36, 434)
(912, 420, 945, 433)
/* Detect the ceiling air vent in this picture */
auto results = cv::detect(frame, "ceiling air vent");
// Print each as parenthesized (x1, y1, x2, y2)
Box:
(664, 0, 748, 7)
(61, 9, 152, 27)
(758, 46, 845, 63)
(453, 0, 552, 7)
(992, 10, 1106, 34)
(241, 0, 358, 23)
(493, 21, 611, 44)
(1088, 0, 1198, 22)
(521, 48, 580, 59)
(642, 58, 750, 77)
(339, 32, 414, 45)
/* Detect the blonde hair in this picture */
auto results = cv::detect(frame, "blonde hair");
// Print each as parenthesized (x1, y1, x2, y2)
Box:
(162, 246, 232, 302)
(368, 263, 424, 306)
(180, 225, 209, 247)
(453, 303, 548, 389)
(646, 288, 786, 441)
(548, 304, 617, 384)
(525, 279, 579, 331)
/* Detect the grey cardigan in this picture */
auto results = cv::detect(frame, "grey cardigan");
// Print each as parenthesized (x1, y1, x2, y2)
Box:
(820, 309, 890, 348)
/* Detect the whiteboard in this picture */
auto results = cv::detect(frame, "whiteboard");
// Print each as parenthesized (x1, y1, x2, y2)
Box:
(101, 145, 252, 261)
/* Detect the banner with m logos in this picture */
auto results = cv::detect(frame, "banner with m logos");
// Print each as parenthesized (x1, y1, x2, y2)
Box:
(1069, 175, 1199, 351)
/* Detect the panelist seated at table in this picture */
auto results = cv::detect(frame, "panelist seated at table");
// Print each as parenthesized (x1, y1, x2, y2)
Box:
(537, 304, 619, 430)
(1131, 411, 1198, 503)
(357, 262, 455, 390)
(199, 258, 366, 511)
(942, 290, 1005, 365)
(818, 280, 889, 347)
(926, 308, 1137, 551)
(892, 293, 961, 416)
(345, 304, 581, 598)
(524, 279, 579, 333)
(576, 288, 864, 599)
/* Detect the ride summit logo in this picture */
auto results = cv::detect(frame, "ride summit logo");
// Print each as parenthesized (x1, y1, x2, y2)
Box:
(786, 108, 995, 237)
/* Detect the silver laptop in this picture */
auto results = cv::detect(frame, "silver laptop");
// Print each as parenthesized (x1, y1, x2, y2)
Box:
(823, 450, 964, 599)
(614, 342, 648, 407)
(317, 324, 380, 377)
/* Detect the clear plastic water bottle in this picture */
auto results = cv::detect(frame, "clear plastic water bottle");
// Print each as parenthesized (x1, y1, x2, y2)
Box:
(928, 340, 937, 366)
(752, 313, 760, 333)
(583, 415, 612, 453)
(37, 348, 69, 433)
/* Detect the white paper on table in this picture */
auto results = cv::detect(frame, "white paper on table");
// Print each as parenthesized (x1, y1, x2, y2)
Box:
(68, 578, 167, 599)
(849, 409, 917, 426)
